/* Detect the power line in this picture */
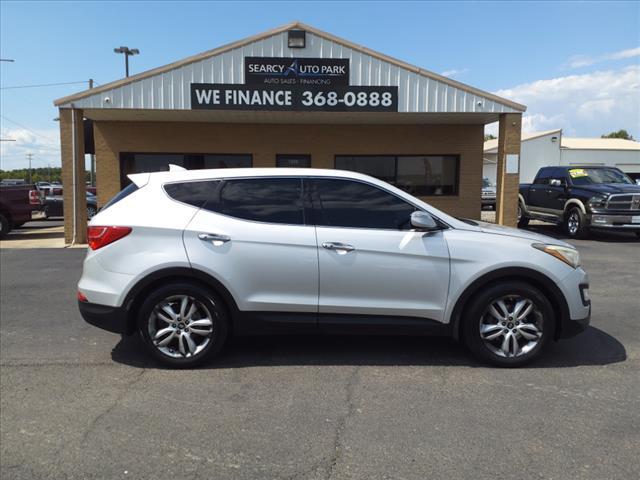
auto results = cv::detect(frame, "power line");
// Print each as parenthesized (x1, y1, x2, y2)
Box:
(0, 115, 58, 142)
(0, 80, 89, 90)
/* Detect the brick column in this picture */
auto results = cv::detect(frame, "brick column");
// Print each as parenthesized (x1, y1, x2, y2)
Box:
(59, 108, 88, 244)
(495, 113, 522, 226)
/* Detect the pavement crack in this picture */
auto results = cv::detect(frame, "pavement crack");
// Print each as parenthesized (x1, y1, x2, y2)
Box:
(79, 368, 147, 444)
(325, 365, 359, 480)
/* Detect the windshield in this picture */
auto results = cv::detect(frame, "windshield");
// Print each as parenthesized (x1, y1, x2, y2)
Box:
(482, 178, 493, 188)
(569, 168, 633, 185)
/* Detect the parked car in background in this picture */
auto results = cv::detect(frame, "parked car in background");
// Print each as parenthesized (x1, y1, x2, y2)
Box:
(482, 178, 496, 210)
(519, 166, 640, 238)
(0, 184, 42, 238)
(78, 168, 590, 368)
(42, 191, 98, 220)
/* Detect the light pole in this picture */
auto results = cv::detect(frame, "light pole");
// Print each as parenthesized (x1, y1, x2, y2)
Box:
(113, 46, 139, 77)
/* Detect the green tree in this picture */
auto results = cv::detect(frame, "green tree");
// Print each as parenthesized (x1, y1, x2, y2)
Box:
(601, 129, 635, 141)
(484, 134, 497, 142)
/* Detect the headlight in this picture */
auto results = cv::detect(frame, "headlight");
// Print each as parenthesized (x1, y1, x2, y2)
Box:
(588, 194, 609, 210)
(532, 243, 581, 268)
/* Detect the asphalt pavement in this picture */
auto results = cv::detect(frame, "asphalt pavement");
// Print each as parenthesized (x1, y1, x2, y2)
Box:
(1, 226, 639, 479)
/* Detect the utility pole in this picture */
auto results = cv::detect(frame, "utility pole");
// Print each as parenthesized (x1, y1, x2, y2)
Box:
(113, 46, 139, 77)
(26, 153, 34, 184)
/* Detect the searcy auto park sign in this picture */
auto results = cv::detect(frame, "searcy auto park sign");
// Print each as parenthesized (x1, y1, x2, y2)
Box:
(190, 56, 398, 112)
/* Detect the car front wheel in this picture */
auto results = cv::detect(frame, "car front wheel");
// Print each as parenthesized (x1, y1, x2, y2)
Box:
(564, 207, 589, 239)
(463, 281, 555, 367)
(137, 282, 229, 368)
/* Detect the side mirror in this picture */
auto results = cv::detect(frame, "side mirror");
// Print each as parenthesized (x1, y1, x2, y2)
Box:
(411, 211, 440, 231)
(549, 179, 562, 187)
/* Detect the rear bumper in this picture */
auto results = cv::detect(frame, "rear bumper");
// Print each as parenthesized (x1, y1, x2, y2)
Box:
(78, 301, 127, 334)
(589, 213, 640, 230)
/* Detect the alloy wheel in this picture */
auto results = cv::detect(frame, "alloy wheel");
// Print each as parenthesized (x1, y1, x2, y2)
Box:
(567, 212, 580, 235)
(147, 295, 214, 359)
(479, 295, 544, 358)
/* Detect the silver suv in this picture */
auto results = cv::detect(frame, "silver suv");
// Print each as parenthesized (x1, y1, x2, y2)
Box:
(78, 168, 591, 368)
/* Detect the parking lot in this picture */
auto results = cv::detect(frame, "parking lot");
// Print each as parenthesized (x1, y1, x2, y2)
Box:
(1, 225, 638, 480)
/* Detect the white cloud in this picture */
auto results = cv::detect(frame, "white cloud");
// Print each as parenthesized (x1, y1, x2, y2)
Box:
(566, 47, 640, 69)
(441, 68, 468, 78)
(0, 126, 61, 171)
(494, 65, 640, 137)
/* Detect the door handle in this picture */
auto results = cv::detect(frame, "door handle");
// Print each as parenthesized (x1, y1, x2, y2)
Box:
(322, 242, 355, 253)
(198, 233, 231, 245)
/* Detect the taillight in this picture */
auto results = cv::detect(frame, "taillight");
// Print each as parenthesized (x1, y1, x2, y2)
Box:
(29, 189, 41, 205)
(77, 291, 88, 302)
(88, 226, 132, 250)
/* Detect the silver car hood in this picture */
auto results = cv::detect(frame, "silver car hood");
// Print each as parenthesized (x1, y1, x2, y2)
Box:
(475, 221, 573, 247)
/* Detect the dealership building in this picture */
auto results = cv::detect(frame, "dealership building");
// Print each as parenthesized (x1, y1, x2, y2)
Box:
(55, 22, 526, 243)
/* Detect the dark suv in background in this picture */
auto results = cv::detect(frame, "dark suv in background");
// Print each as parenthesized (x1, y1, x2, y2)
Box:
(519, 166, 640, 238)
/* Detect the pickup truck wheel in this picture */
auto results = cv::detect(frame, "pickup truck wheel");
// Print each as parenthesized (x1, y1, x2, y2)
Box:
(517, 202, 529, 228)
(564, 207, 589, 239)
(462, 281, 555, 367)
(137, 281, 229, 368)
(0, 213, 11, 238)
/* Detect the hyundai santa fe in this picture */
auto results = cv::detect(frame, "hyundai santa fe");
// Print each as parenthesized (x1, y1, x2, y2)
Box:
(78, 168, 591, 368)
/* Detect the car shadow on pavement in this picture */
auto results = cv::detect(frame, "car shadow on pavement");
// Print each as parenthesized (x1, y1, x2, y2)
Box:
(524, 224, 639, 243)
(111, 326, 626, 370)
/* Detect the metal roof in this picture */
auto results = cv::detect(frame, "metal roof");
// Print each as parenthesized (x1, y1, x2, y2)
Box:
(561, 137, 640, 151)
(484, 129, 561, 153)
(54, 21, 526, 115)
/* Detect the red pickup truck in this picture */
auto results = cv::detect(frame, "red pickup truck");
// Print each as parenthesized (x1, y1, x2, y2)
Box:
(0, 184, 42, 238)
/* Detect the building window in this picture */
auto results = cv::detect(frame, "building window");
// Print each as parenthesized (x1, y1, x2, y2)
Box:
(335, 155, 459, 196)
(276, 154, 311, 168)
(120, 153, 252, 186)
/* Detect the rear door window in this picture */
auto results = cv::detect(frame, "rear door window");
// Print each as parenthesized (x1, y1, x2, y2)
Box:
(216, 178, 305, 225)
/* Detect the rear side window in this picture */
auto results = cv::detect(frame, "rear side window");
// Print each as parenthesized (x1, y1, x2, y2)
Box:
(309, 178, 416, 230)
(101, 183, 139, 211)
(216, 178, 304, 225)
(164, 180, 219, 208)
(533, 168, 555, 185)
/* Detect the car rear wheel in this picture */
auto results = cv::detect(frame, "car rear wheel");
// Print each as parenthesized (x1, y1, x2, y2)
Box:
(463, 281, 555, 367)
(87, 205, 97, 219)
(517, 202, 529, 228)
(0, 213, 11, 238)
(137, 282, 229, 368)
(564, 207, 589, 239)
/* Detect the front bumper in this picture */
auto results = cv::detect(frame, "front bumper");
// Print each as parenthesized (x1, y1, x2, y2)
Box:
(589, 213, 640, 230)
(558, 309, 590, 338)
(79, 300, 128, 334)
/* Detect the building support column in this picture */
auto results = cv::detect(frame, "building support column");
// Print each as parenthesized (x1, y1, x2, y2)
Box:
(60, 108, 88, 244)
(495, 113, 522, 226)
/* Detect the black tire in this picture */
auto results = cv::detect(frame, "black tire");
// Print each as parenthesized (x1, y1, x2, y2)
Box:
(0, 213, 11, 239)
(87, 205, 97, 220)
(564, 207, 589, 239)
(137, 281, 229, 368)
(517, 202, 529, 228)
(462, 281, 555, 367)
